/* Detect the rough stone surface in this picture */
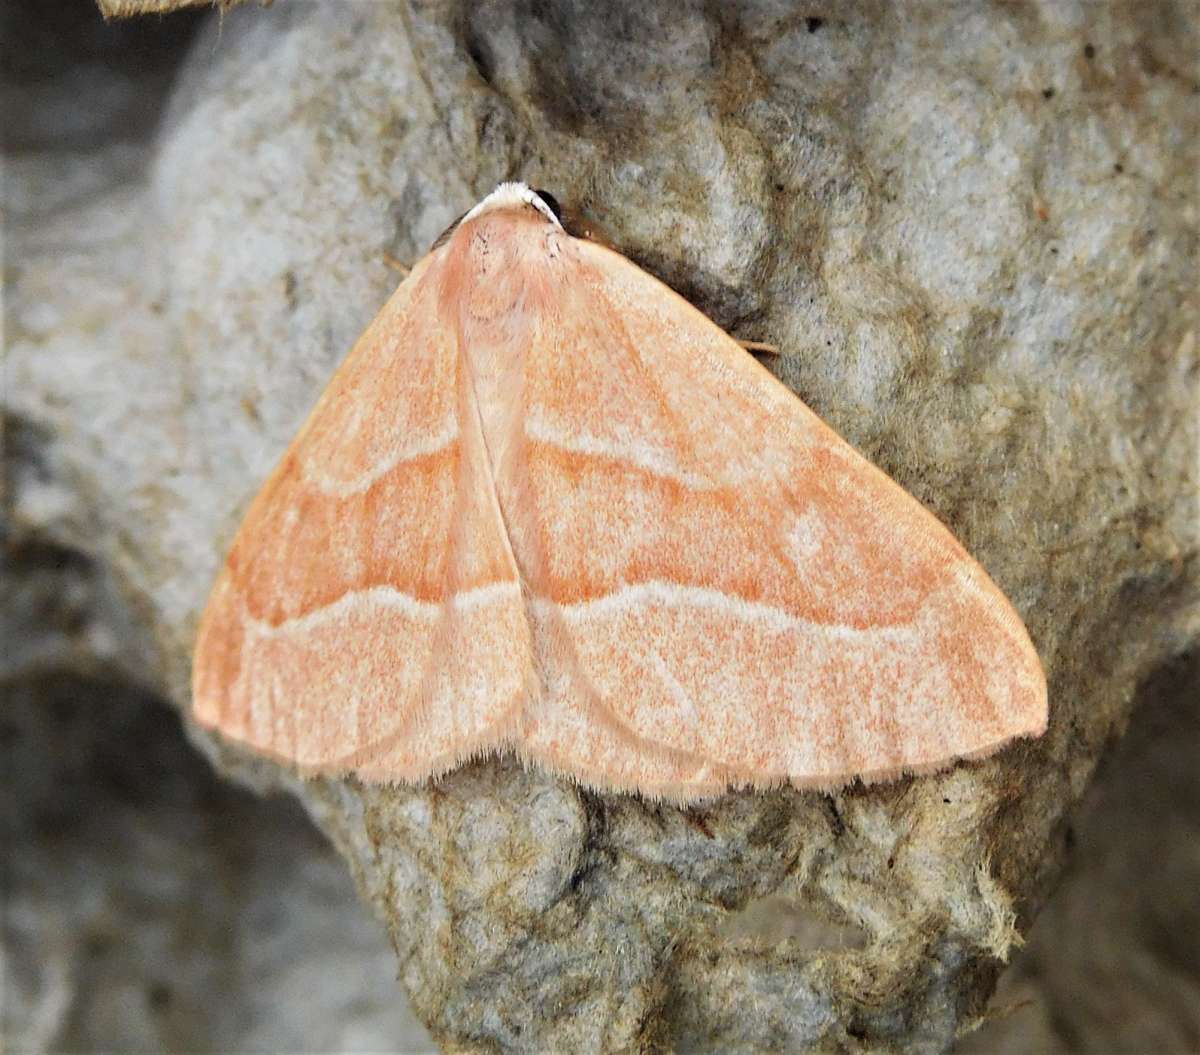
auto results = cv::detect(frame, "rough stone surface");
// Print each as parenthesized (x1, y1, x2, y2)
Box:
(958, 647, 1200, 1053)
(2, 3, 433, 1050)
(96, 0, 247, 20)
(0, 519, 434, 1050)
(1, 665, 430, 1053)
(5, 0, 1198, 1052)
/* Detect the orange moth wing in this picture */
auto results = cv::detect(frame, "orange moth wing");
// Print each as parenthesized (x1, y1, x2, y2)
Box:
(512, 239, 1046, 796)
(192, 254, 532, 780)
(192, 182, 1047, 801)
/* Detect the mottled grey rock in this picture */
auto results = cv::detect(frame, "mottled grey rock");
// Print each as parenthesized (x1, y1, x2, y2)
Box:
(5, 0, 1198, 1052)
(959, 647, 1200, 1053)
(1, 423, 430, 1051)
(2, 3, 429, 1051)
(96, 0, 248, 18)
(0, 672, 429, 1053)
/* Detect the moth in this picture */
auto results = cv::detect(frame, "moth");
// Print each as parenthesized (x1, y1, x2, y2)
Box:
(192, 182, 1047, 801)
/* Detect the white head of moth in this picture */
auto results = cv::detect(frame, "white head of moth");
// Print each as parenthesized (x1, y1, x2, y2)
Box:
(462, 181, 565, 228)
(192, 181, 1048, 803)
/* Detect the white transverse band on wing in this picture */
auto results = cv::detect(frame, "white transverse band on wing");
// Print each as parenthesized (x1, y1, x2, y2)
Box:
(247, 577, 920, 641)
(540, 581, 920, 642)
(525, 416, 713, 488)
(244, 580, 522, 636)
(301, 421, 459, 497)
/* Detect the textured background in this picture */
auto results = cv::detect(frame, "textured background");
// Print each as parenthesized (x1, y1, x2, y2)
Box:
(3, 0, 1198, 1051)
